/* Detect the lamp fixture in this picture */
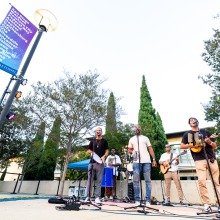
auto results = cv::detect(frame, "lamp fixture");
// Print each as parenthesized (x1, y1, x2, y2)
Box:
(6, 112, 16, 120)
(21, 79, 28, 86)
(15, 91, 22, 99)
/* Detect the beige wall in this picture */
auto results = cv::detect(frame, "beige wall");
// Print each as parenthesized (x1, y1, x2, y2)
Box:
(0, 180, 216, 205)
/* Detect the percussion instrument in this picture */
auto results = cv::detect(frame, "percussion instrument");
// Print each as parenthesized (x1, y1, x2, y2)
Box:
(102, 167, 113, 187)
(127, 163, 133, 172)
(118, 167, 127, 172)
(93, 153, 102, 164)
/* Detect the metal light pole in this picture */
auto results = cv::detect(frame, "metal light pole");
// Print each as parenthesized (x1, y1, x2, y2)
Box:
(0, 9, 57, 129)
(0, 76, 15, 107)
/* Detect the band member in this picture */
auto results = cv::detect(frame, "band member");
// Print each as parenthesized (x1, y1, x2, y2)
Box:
(180, 117, 219, 212)
(105, 148, 122, 200)
(85, 127, 109, 204)
(128, 124, 157, 206)
(159, 144, 184, 206)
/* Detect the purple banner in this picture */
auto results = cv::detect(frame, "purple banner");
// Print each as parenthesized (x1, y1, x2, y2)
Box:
(0, 6, 38, 76)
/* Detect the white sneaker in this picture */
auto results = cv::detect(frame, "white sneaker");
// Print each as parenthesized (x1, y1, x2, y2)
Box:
(204, 204, 212, 212)
(109, 196, 113, 200)
(146, 201, 151, 207)
(95, 197, 101, 204)
(84, 197, 90, 203)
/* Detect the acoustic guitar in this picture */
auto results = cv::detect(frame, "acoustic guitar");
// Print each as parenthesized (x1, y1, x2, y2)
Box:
(160, 150, 187, 174)
(190, 133, 218, 153)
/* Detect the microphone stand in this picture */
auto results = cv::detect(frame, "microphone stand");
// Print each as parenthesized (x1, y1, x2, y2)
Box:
(197, 133, 220, 217)
(160, 174, 166, 204)
(113, 155, 117, 201)
(124, 130, 159, 214)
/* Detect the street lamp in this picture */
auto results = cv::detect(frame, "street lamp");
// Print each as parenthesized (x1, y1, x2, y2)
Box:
(0, 9, 57, 128)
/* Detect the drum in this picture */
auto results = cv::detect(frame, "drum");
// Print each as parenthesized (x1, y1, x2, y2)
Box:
(127, 163, 133, 172)
(118, 167, 127, 172)
(102, 167, 113, 187)
(93, 153, 102, 164)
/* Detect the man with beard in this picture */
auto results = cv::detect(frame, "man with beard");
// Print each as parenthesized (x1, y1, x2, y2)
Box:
(180, 117, 219, 212)
(84, 127, 109, 205)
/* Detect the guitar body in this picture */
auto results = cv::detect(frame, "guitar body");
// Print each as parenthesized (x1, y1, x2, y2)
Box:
(160, 160, 170, 174)
(190, 146, 202, 153)
(159, 150, 187, 174)
(190, 133, 218, 153)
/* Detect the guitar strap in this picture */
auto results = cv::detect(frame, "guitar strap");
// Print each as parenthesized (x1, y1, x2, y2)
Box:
(170, 153, 173, 161)
(169, 153, 173, 169)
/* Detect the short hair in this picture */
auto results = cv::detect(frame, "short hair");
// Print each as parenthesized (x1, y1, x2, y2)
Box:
(96, 127, 102, 131)
(165, 144, 171, 148)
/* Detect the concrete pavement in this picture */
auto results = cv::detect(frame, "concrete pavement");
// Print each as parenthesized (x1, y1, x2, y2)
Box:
(0, 194, 219, 220)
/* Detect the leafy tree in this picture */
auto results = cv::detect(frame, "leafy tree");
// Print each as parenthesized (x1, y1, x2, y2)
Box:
(0, 104, 33, 168)
(17, 70, 108, 196)
(23, 121, 45, 180)
(138, 75, 167, 180)
(37, 116, 61, 180)
(200, 27, 220, 148)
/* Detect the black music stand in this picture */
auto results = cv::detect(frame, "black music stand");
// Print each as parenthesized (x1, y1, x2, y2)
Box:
(124, 131, 159, 214)
(196, 133, 220, 217)
(72, 172, 87, 202)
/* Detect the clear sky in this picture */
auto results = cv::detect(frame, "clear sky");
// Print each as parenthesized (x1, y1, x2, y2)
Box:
(0, 0, 219, 133)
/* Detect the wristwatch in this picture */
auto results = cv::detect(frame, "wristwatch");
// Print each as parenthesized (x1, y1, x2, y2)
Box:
(153, 158, 156, 161)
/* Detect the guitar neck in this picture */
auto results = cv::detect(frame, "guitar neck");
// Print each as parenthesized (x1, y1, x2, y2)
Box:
(169, 153, 184, 165)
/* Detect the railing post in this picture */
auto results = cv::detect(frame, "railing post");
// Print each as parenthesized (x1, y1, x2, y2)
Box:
(56, 179, 61, 196)
(34, 180, 41, 195)
(11, 173, 20, 194)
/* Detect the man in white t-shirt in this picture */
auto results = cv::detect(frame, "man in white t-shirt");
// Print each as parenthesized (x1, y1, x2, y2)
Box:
(159, 144, 184, 206)
(105, 148, 122, 200)
(128, 125, 157, 206)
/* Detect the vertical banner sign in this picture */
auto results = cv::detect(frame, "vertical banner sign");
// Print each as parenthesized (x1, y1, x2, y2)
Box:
(0, 6, 38, 76)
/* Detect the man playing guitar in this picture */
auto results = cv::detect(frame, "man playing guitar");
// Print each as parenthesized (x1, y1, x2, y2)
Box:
(159, 144, 184, 206)
(180, 117, 219, 213)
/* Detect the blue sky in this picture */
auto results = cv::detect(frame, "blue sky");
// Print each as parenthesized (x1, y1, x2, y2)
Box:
(0, 0, 219, 133)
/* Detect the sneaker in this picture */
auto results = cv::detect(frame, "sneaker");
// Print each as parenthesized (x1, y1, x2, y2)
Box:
(146, 201, 151, 207)
(95, 197, 102, 204)
(179, 201, 186, 205)
(109, 196, 113, 200)
(163, 202, 173, 206)
(84, 197, 90, 203)
(204, 204, 212, 212)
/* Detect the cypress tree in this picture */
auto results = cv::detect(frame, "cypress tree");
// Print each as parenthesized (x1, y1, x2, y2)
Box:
(23, 121, 45, 180)
(105, 92, 119, 151)
(138, 75, 167, 180)
(106, 92, 117, 134)
(37, 116, 61, 180)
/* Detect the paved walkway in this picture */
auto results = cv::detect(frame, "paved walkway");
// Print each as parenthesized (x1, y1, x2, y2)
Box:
(0, 194, 219, 220)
